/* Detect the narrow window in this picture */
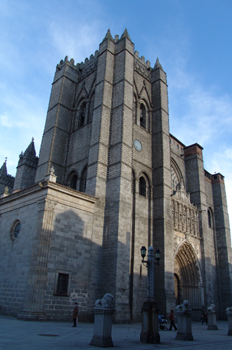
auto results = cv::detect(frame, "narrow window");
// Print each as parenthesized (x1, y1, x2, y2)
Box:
(139, 176, 146, 197)
(140, 104, 146, 129)
(56, 273, 69, 296)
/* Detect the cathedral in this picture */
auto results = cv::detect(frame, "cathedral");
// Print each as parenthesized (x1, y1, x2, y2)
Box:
(0, 29, 232, 322)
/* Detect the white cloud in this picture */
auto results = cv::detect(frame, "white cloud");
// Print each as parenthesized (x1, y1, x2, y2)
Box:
(168, 67, 232, 148)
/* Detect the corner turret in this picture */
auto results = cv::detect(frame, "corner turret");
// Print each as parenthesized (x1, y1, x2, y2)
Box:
(13, 138, 39, 190)
(0, 158, 15, 195)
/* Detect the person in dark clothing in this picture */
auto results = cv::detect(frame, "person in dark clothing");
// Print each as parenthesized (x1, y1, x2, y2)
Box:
(72, 302, 79, 327)
(203, 311, 208, 325)
(168, 309, 177, 331)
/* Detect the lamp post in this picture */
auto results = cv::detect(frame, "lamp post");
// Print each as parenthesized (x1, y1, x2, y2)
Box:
(140, 246, 160, 301)
(140, 246, 161, 344)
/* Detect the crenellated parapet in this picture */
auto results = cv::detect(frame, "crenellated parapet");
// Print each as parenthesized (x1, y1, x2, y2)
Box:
(134, 51, 151, 80)
(56, 50, 99, 81)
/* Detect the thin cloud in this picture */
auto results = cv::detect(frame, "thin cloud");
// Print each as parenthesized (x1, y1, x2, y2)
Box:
(49, 22, 104, 63)
(0, 115, 12, 128)
(169, 67, 232, 148)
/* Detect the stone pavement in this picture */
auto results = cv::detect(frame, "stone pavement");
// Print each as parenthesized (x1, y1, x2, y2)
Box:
(0, 315, 231, 350)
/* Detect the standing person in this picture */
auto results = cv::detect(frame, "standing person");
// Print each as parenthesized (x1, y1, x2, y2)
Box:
(72, 302, 79, 327)
(203, 311, 208, 325)
(168, 309, 177, 331)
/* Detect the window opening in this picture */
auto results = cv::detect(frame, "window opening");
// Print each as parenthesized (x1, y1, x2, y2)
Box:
(11, 220, 21, 241)
(140, 104, 146, 129)
(139, 176, 146, 197)
(56, 273, 69, 296)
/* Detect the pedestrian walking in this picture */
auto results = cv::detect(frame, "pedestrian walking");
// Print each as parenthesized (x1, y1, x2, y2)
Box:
(168, 309, 177, 331)
(72, 302, 79, 327)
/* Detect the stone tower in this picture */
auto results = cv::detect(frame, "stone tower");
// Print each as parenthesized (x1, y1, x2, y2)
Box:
(34, 29, 177, 320)
(0, 29, 231, 322)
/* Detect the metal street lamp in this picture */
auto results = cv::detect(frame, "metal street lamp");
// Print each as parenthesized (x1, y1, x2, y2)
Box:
(140, 245, 161, 344)
(141, 246, 161, 266)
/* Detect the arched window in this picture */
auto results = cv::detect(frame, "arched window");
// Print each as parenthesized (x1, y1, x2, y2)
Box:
(11, 220, 21, 241)
(140, 104, 146, 129)
(80, 166, 87, 193)
(88, 94, 94, 123)
(139, 176, 146, 197)
(70, 174, 78, 190)
(79, 102, 86, 128)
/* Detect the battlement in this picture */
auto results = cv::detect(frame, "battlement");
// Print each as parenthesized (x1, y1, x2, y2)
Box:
(134, 51, 150, 68)
(170, 134, 185, 157)
(56, 50, 99, 72)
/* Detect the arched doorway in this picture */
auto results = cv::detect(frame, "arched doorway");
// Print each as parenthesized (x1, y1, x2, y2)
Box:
(174, 241, 204, 319)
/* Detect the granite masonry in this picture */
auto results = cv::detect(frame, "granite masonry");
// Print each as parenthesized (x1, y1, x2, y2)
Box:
(0, 29, 232, 322)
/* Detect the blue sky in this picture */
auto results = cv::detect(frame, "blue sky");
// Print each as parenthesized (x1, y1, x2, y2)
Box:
(1, 0, 232, 232)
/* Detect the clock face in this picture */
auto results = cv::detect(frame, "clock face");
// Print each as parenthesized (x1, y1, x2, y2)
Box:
(134, 139, 142, 152)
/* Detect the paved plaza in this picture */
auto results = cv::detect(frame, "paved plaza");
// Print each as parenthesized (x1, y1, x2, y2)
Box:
(0, 315, 231, 350)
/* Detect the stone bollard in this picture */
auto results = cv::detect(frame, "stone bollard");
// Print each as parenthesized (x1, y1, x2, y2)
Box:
(175, 300, 193, 341)
(207, 304, 218, 330)
(90, 293, 114, 347)
(226, 307, 232, 335)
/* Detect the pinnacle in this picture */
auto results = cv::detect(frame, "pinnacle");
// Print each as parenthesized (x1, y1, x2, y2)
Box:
(23, 138, 36, 159)
(0, 158, 7, 177)
(102, 29, 113, 42)
(154, 57, 163, 70)
(120, 28, 131, 41)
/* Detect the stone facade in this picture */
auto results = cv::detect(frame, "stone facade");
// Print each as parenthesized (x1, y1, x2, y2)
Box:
(0, 29, 232, 322)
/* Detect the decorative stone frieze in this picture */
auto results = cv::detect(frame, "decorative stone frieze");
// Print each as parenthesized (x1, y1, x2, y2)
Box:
(80, 60, 98, 80)
(134, 59, 151, 80)
(172, 181, 200, 237)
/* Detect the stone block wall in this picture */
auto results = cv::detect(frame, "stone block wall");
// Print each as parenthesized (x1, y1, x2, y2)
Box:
(0, 186, 43, 316)
(0, 181, 98, 321)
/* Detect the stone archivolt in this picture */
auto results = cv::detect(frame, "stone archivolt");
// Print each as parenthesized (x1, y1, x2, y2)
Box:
(172, 181, 200, 237)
